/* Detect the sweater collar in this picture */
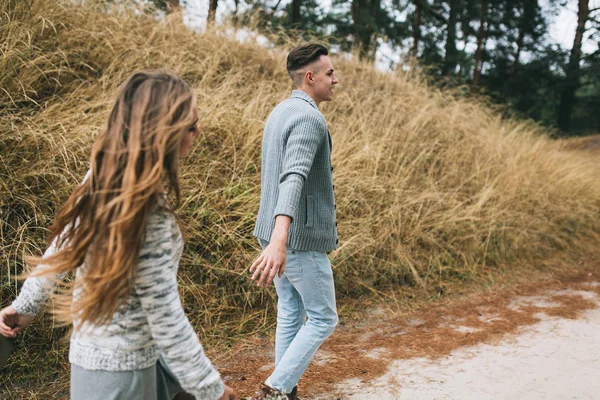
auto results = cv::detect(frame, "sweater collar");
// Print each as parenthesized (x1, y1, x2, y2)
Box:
(290, 90, 318, 109)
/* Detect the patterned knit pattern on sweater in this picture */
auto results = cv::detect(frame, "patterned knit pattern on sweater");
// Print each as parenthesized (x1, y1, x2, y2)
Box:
(11, 211, 224, 400)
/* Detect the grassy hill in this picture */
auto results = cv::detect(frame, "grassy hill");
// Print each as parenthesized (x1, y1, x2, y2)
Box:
(1, 0, 600, 396)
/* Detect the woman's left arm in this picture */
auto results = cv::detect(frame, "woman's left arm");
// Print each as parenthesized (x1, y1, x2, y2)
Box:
(0, 239, 64, 337)
(2, 170, 91, 335)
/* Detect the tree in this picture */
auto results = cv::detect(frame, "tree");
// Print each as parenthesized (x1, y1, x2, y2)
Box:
(411, 0, 424, 58)
(442, 0, 460, 75)
(351, 0, 384, 60)
(471, 0, 488, 88)
(208, 0, 218, 24)
(404, 0, 446, 69)
(327, 0, 406, 61)
(557, 0, 590, 133)
(510, 0, 540, 76)
(482, 0, 548, 91)
(279, 0, 326, 35)
(405, 0, 477, 79)
(152, 0, 180, 12)
(290, 0, 302, 28)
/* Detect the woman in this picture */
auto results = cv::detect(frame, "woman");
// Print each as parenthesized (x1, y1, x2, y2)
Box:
(0, 70, 237, 400)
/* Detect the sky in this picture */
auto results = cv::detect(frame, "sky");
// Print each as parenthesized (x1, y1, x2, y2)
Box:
(542, 0, 599, 53)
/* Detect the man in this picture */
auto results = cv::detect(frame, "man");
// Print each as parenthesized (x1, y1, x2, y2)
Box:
(249, 43, 340, 400)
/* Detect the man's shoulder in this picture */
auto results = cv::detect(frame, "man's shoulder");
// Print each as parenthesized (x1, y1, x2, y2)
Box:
(273, 97, 314, 113)
(270, 98, 327, 127)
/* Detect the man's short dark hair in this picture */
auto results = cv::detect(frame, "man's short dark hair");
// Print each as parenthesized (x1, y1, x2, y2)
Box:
(286, 44, 329, 82)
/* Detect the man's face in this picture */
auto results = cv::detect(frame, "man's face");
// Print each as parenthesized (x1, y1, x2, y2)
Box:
(309, 55, 339, 104)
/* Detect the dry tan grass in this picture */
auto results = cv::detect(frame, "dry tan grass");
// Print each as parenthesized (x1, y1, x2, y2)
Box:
(560, 134, 600, 152)
(1, 0, 600, 396)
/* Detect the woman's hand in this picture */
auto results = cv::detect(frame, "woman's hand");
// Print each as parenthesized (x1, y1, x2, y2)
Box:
(0, 306, 34, 338)
(219, 385, 238, 400)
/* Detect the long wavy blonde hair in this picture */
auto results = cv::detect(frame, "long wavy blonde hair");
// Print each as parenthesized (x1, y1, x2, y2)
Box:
(29, 70, 196, 327)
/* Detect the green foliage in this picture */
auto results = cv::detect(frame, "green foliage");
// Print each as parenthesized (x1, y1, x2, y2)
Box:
(231, 0, 599, 135)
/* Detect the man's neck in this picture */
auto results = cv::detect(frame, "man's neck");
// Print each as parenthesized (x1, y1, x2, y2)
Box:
(295, 87, 320, 107)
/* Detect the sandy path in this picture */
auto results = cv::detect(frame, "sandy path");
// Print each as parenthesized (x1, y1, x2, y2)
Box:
(221, 276, 600, 399)
(328, 287, 600, 400)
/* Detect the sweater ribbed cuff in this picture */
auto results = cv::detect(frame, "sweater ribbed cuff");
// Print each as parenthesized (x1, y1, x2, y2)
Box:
(11, 297, 38, 316)
(274, 175, 303, 221)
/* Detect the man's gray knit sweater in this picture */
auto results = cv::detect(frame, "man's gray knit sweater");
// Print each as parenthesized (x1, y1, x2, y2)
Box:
(253, 90, 338, 252)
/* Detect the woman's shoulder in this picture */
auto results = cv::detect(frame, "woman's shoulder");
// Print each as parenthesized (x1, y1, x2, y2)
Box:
(143, 209, 178, 243)
(146, 208, 175, 225)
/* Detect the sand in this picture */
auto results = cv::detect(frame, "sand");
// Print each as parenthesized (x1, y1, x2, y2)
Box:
(332, 289, 600, 400)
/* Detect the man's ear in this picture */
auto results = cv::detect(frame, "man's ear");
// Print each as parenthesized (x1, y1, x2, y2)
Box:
(305, 70, 314, 86)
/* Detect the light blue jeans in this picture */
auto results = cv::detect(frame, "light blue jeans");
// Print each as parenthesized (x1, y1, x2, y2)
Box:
(259, 240, 338, 393)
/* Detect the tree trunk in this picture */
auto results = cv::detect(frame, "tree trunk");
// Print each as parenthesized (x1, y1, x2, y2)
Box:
(165, 0, 179, 12)
(471, 0, 488, 89)
(232, 0, 239, 28)
(208, 0, 218, 24)
(291, 0, 302, 28)
(459, 13, 471, 76)
(351, 0, 379, 60)
(512, 27, 525, 77)
(442, 0, 459, 75)
(511, 0, 535, 78)
(557, 0, 589, 133)
(411, 0, 423, 58)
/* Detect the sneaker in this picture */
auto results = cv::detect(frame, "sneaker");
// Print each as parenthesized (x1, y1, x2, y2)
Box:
(288, 386, 298, 400)
(250, 384, 289, 400)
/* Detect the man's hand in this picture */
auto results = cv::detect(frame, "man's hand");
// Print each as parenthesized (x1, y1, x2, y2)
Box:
(0, 306, 34, 338)
(250, 241, 287, 287)
(250, 215, 291, 288)
(219, 385, 238, 400)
